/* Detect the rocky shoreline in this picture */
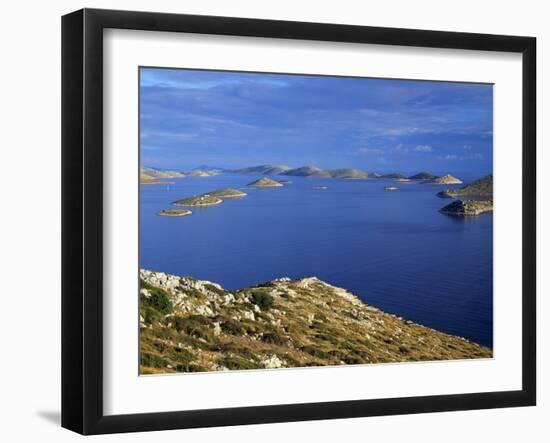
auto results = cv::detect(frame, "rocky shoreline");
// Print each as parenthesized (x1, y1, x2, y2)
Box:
(139, 269, 492, 374)
(157, 209, 192, 217)
(440, 200, 493, 216)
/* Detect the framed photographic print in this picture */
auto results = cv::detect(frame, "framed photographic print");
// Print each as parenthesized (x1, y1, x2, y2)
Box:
(62, 8, 536, 435)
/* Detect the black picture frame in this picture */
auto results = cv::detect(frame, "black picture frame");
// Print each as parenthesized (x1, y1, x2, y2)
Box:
(62, 8, 536, 435)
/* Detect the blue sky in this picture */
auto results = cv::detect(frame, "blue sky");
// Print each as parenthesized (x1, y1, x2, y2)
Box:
(140, 68, 493, 176)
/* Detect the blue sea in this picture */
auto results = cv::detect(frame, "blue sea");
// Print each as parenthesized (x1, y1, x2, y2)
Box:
(140, 174, 493, 348)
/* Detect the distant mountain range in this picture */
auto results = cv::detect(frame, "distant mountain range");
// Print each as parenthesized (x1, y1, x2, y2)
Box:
(408, 172, 438, 180)
(231, 164, 291, 175)
(228, 164, 450, 181)
(231, 164, 378, 179)
(140, 166, 218, 183)
(142, 164, 471, 184)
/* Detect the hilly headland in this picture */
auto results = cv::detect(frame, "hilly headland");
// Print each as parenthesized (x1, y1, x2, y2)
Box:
(139, 269, 492, 374)
(437, 174, 493, 198)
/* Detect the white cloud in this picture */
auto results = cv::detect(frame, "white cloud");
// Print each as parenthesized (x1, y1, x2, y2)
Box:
(393, 144, 433, 154)
(358, 147, 384, 155)
(142, 131, 198, 141)
(437, 152, 483, 161)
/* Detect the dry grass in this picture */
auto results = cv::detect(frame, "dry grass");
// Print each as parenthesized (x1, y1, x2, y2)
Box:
(139, 271, 492, 374)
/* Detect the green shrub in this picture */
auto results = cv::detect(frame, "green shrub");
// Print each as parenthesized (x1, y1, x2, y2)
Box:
(173, 315, 213, 340)
(217, 355, 259, 370)
(140, 279, 156, 291)
(261, 331, 287, 346)
(140, 283, 173, 315)
(170, 348, 196, 366)
(300, 346, 331, 359)
(256, 280, 277, 288)
(315, 333, 340, 345)
(250, 291, 274, 310)
(204, 283, 224, 295)
(140, 352, 167, 368)
(219, 318, 245, 336)
(183, 364, 208, 373)
(141, 306, 160, 324)
(152, 341, 168, 353)
(217, 342, 257, 359)
(342, 354, 364, 364)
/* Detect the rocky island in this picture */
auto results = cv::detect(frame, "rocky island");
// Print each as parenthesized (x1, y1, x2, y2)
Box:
(437, 174, 493, 198)
(247, 177, 284, 187)
(408, 172, 438, 180)
(423, 174, 463, 185)
(139, 269, 492, 374)
(207, 188, 247, 198)
(157, 209, 192, 217)
(172, 194, 222, 206)
(140, 166, 184, 184)
(186, 169, 219, 177)
(232, 164, 291, 175)
(380, 173, 408, 180)
(440, 200, 493, 216)
(327, 168, 370, 179)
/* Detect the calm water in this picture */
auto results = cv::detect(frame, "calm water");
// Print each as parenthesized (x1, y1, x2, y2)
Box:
(140, 174, 493, 348)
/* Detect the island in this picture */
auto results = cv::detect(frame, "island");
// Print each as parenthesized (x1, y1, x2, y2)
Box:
(422, 174, 463, 185)
(157, 209, 192, 217)
(247, 177, 284, 187)
(439, 200, 493, 216)
(172, 194, 223, 206)
(227, 164, 464, 183)
(380, 173, 408, 179)
(140, 166, 185, 184)
(437, 174, 493, 198)
(186, 169, 219, 177)
(139, 269, 492, 374)
(408, 172, 437, 180)
(384, 186, 399, 191)
(232, 164, 291, 175)
(327, 168, 369, 179)
(280, 166, 332, 178)
(207, 188, 247, 198)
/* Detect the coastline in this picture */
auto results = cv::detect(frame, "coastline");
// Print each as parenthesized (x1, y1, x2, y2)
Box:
(139, 268, 492, 374)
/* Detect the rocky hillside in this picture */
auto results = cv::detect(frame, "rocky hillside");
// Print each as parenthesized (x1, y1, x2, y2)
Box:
(423, 174, 463, 185)
(408, 172, 437, 180)
(186, 169, 219, 177)
(440, 200, 493, 216)
(139, 269, 492, 374)
(438, 174, 493, 198)
(380, 173, 408, 179)
(232, 164, 291, 175)
(247, 177, 284, 187)
(140, 167, 185, 183)
(172, 194, 222, 206)
(326, 168, 370, 179)
(280, 166, 332, 178)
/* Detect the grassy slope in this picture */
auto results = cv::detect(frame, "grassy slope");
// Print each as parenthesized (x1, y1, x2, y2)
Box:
(139, 270, 492, 374)
(440, 175, 493, 197)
